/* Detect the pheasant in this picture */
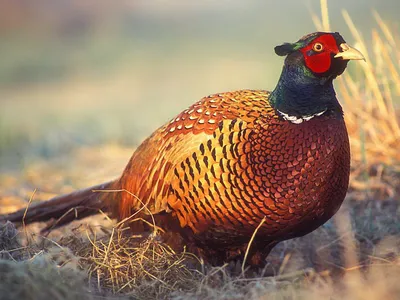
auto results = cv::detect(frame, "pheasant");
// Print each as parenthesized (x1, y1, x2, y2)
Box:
(0, 32, 365, 265)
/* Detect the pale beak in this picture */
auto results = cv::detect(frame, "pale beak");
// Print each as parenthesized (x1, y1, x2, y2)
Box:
(334, 43, 366, 61)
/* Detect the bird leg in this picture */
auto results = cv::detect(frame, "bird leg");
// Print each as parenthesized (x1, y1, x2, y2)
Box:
(245, 240, 278, 268)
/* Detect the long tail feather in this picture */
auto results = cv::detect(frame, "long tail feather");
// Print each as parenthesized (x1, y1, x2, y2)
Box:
(0, 181, 115, 230)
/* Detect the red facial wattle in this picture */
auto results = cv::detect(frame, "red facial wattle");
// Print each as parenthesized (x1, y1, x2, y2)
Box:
(300, 34, 340, 74)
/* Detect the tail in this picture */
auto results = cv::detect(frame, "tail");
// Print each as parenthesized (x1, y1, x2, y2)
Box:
(0, 180, 116, 230)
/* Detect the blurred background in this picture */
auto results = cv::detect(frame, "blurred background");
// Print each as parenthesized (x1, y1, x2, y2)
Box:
(0, 0, 398, 173)
(1, 2, 400, 298)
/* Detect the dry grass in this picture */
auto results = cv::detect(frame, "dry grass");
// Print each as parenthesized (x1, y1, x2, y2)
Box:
(338, 11, 400, 165)
(0, 222, 93, 300)
(2, 200, 400, 299)
(63, 227, 202, 298)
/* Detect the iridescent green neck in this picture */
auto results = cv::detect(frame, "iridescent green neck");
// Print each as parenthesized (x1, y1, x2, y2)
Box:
(270, 64, 342, 118)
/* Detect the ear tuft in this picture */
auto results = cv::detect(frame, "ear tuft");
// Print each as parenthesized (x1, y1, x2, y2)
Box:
(275, 43, 294, 56)
(274, 43, 295, 56)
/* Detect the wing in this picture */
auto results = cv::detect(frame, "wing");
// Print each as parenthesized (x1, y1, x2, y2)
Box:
(116, 90, 274, 224)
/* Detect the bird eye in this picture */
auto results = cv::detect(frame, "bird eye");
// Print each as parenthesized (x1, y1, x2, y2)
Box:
(313, 42, 324, 52)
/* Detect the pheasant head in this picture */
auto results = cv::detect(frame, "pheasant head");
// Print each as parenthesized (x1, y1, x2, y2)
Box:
(271, 32, 365, 122)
